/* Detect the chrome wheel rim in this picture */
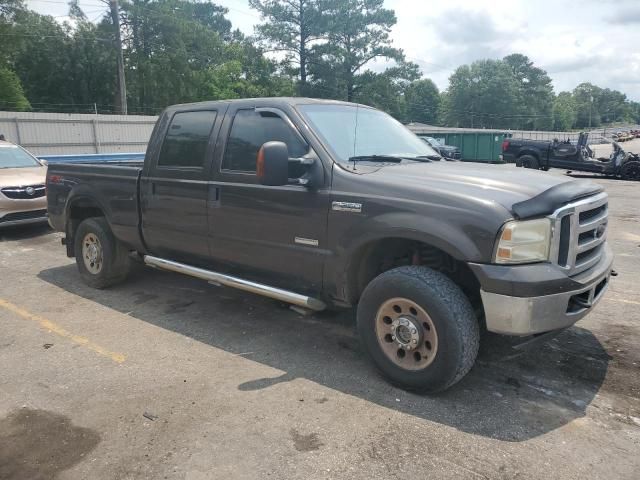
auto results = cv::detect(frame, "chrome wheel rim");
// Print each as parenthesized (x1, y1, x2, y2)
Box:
(375, 297, 438, 370)
(82, 233, 103, 274)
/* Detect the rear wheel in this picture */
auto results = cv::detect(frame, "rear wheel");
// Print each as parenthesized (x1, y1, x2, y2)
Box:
(74, 217, 131, 289)
(357, 266, 480, 393)
(519, 154, 539, 169)
(620, 161, 640, 181)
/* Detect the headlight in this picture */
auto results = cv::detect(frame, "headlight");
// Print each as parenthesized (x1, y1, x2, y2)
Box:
(494, 218, 551, 264)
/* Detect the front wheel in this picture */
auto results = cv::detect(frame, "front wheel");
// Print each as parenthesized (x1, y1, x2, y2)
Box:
(357, 266, 480, 393)
(74, 217, 131, 289)
(620, 161, 640, 181)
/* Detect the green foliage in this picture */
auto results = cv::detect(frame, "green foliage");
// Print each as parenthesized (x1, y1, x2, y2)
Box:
(249, 0, 326, 93)
(403, 78, 440, 124)
(552, 92, 577, 131)
(310, 0, 402, 101)
(0, 67, 30, 110)
(8, 10, 74, 107)
(503, 54, 554, 130)
(444, 59, 521, 129)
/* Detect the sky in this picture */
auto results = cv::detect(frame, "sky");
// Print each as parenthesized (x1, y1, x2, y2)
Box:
(27, 0, 640, 101)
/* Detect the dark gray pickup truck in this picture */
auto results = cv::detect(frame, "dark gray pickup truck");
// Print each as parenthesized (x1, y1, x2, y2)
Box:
(47, 98, 613, 392)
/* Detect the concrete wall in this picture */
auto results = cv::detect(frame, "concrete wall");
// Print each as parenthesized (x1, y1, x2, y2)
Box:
(0, 111, 157, 155)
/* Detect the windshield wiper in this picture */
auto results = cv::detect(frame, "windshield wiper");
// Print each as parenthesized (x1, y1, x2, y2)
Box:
(348, 155, 403, 163)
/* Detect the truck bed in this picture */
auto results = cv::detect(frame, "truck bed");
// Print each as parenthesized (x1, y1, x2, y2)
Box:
(46, 162, 144, 252)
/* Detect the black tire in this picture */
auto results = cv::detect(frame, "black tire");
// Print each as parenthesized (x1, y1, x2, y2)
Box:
(620, 161, 640, 181)
(519, 154, 539, 169)
(357, 266, 480, 393)
(74, 217, 131, 289)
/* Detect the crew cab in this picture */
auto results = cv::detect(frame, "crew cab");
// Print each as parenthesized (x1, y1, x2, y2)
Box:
(47, 98, 614, 392)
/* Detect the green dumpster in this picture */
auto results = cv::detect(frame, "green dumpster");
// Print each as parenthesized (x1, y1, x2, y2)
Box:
(415, 130, 509, 163)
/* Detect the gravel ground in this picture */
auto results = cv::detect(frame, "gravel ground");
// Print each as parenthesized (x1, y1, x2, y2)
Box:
(591, 138, 640, 158)
(0, 167, 639, 480)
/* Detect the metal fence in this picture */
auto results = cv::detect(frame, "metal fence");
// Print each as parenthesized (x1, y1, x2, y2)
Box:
(0, 111, 157, 155)
(407, 123, 640, 146)
(1, 111, 636, 157)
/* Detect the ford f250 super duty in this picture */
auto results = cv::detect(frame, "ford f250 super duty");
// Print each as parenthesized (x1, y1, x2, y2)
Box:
(47, 98, 614, 392)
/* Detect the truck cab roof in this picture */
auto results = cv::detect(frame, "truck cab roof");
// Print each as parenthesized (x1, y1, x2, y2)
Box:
(163, 97, 374, 113)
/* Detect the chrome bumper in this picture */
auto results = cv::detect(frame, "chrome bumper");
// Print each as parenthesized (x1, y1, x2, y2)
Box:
(481, 262, 612, 336)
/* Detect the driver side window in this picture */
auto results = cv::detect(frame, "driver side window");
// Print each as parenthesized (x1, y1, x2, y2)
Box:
(222, 109, 308, 173)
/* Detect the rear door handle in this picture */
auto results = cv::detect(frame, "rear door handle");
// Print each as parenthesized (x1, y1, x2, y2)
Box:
(207, 185, 220, 207)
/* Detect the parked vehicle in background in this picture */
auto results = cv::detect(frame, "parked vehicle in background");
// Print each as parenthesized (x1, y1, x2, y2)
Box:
(503, 133, 640, 180)
(47, 98, 613, 392)
(0, 140, 48, 227)
(418, 136, 461, 160)
(612, 131, 634, 142)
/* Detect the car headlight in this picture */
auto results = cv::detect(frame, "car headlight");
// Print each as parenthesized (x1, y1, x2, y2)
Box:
(494, 218, 551, 264)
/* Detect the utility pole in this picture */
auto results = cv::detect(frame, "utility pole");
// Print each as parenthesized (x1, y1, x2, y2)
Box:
(109, 0, 127, 115)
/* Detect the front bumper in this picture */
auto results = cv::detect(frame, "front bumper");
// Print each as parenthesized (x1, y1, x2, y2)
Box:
(0, 209, 48, 228)
(472, 244, 613, 335)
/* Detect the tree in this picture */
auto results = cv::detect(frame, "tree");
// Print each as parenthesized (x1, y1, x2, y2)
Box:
(573, 83, 601, 128)
(311, 0, 402, 101)
(348, 62, 419, 120)
(249, 0, 325, 94)
(0, 0, 26, 64)
(503, 53, 554, 129)
(552, 92, 576, 131)
(0, 0, 24, 19)
(66, 16, 118, 111)
(0, 67, 30, 110)
(404, 78, 440, 124)
(444, 59, 520, 129)
(8, 10, 73, 108)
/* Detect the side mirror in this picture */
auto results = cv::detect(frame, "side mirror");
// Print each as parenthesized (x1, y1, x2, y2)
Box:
(39, 159, 48, 166)
(257, 141, 289, 186)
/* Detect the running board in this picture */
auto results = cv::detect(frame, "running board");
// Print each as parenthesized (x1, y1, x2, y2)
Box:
(143, 255, 326, 312)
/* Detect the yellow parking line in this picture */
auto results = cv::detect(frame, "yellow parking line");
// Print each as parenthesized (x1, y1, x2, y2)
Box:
(610, 298, 640, 306)
(609, 297, 640, 305)
(0, 298, 126, 364)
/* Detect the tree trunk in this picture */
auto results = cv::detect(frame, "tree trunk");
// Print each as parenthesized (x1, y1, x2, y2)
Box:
(299, 0, 306, 95)
(109, 0, 127, 114)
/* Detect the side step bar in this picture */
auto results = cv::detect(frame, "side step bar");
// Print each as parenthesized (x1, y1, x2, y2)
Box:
(143, 255, 326, 311)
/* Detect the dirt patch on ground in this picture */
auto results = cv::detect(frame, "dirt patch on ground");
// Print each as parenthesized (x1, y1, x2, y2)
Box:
(0, 408, 100, 480)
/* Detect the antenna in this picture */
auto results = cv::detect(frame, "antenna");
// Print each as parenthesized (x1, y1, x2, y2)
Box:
(352, 104, 360, 170)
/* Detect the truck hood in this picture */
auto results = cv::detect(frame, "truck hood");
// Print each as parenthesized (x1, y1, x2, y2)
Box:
(366, 161, 599, 218)
(0, 166, 46, 187)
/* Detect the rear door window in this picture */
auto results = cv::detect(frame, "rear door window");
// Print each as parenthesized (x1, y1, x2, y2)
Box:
(222, 109, 307, 173)
(158, 110, 217, 168)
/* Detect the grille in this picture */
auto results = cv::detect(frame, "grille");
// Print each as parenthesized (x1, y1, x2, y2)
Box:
(1, 184, 46, 199)
(0, 209, 47, 223)
(550, 192, 608, 276)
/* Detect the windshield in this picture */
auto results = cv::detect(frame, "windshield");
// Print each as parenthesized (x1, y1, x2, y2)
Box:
(298, 104, 440, 163)
(0, 145, 42, 169)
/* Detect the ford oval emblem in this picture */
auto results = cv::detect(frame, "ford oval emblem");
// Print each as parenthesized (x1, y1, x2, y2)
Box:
(25, 186, 35, 196)
(596, 223, 606, 238)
